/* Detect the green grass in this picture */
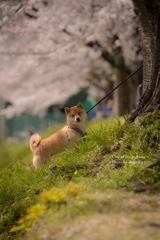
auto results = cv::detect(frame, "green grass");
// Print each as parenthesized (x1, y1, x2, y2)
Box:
(0, 113, 160, 239)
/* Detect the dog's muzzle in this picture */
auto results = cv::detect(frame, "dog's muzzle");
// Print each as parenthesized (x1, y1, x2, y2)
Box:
(76, 117, 81, 122)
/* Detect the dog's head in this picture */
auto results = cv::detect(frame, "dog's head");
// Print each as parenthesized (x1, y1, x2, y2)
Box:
(65, 102, 87, 127)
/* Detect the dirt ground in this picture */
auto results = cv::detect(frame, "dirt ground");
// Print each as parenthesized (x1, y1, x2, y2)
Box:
(23, 191, 160, 240)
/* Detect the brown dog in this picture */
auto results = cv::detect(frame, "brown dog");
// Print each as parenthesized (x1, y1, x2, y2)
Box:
(29, 102, 87, 168)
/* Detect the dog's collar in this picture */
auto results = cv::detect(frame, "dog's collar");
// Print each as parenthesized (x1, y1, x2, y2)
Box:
(67, 126, 86, 137)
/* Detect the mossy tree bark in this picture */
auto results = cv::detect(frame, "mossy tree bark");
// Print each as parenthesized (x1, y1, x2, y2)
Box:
(129, 0, 160, 121)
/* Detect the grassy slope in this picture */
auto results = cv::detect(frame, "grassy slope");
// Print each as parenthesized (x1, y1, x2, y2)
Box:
(0, 113, 160, 240)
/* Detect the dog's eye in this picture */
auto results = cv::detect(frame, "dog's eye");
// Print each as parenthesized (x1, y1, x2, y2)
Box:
(72, 114, 75, 117)
(78, 112, 81, 115)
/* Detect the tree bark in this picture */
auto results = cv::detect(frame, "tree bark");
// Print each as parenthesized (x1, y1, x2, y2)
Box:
(129, 0, 160, 121)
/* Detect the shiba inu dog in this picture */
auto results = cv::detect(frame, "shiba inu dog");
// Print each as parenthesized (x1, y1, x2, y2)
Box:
(29, 102, 87, 168)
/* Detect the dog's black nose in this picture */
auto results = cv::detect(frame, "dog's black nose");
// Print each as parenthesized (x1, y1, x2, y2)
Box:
(76, 117, 80, 122)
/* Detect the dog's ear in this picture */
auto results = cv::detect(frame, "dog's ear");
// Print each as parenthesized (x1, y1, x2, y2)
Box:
(77, 102, 84, 109)
(64, 107, 70, 115)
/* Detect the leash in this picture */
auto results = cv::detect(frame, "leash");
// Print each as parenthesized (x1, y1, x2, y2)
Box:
(86, 64, 143, 114)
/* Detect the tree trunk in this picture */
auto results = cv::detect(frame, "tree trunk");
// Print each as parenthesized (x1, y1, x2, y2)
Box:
(101, 43, 131, 116)
(113, 69, 131, 116)
(86, 40, 131, 115)
(129, 0, 160, 121)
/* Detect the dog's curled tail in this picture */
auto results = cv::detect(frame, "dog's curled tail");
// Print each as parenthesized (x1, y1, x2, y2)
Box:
(30, 134, 41, 152)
